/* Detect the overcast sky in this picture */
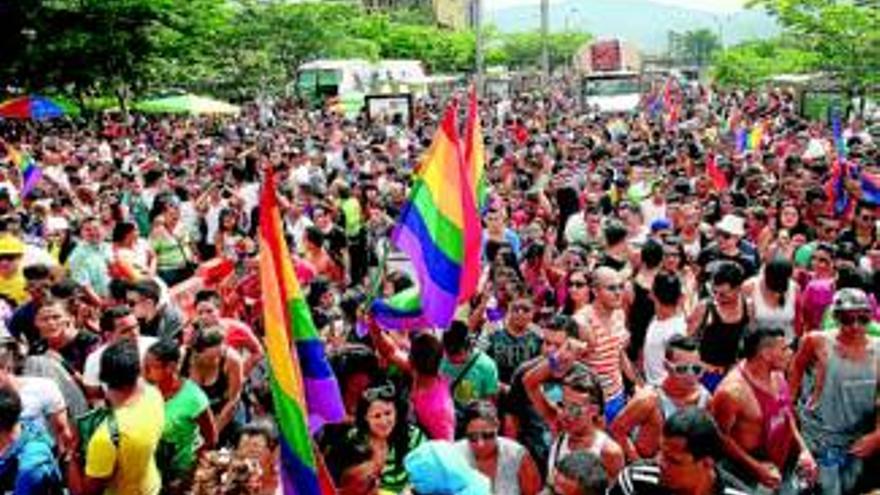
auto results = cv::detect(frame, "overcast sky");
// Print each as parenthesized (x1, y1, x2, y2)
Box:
(485, 0, 749, 14)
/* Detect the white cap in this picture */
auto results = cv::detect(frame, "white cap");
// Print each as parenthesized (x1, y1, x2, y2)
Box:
(715, 214, 746, 237)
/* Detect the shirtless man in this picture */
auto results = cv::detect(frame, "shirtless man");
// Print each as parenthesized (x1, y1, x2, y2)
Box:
(610, 335, 710, 462)
(711, 327, 817, 493)
(790, 288, 880, 495)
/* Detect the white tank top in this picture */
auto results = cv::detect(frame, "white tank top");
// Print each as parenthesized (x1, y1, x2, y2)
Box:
(753, 282, 796, 342)
(547, 430, 610, 480)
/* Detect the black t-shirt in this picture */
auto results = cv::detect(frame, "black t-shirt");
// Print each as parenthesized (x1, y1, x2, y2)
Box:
(322, 225, 348, 264)
(697, 244, 759, 282)
(504, 357, 557, 477)
(486, 325, 543, 385)
(58, 331, 101, 375)
(608, 461, 751, 495)
(598, 253, 628, 273)
(8, 302, 41, 351)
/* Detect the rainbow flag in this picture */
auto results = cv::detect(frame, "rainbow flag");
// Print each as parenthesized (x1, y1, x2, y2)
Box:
(461, 87, 485, 303)
(5, 146, 41, 198)
(370, 287, 427, 330)
(464, 85, 488, 211)
(258, 170, 344, 495)
(390, 99, 480, 329)
(747, 123, 763, 151)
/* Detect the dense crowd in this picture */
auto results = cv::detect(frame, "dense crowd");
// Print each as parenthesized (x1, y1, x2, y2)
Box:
(0, 79, 878, 495)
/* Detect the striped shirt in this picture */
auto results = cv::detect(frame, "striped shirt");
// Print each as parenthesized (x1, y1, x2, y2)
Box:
(609, 462, 752, 495)
(575, 306, 629, 401)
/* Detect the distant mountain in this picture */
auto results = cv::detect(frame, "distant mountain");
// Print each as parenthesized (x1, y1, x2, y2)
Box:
(486, 0, 780, 54)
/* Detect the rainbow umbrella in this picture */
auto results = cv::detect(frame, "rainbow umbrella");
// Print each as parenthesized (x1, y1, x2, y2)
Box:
(0, 95, 66, 120)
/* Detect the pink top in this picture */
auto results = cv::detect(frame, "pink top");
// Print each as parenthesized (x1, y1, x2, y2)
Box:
(411, 376, 455, 441)
(801, 277, 834, 332)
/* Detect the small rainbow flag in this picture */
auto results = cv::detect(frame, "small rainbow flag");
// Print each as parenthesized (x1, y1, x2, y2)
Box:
(390, 98, 481, 329)
(747, 123, 763, 151)
(5, 145, 41, 198)
(258, 170, 344, 495)
(370, 287, 427, 331)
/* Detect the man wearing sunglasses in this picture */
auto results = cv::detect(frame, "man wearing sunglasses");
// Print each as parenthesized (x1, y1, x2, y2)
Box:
(790, 288, 880, 495)
(503, 314, 582, 477)
(696, 214, 758, 285)
(712, 327, 817, 493)
(610, 336, 709, 462)
(576, 267, 641, 424)
(524, 360, 625, 481)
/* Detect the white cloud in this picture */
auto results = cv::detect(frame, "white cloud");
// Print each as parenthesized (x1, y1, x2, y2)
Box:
(485, 0, 748, 14)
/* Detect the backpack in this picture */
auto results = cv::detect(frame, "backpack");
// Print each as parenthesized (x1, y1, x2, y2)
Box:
(75, 407, 119, 461)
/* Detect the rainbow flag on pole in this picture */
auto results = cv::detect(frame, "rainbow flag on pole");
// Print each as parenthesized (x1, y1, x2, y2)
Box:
(390, 99, 481, 329)
(258, 170, 344, 495)
(5, 145, 41, 198)
(465, 85, 487, 212)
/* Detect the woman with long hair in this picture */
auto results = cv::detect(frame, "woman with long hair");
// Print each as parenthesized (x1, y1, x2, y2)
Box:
(183, 325, 245, 447)
(354, 379, 425, 494)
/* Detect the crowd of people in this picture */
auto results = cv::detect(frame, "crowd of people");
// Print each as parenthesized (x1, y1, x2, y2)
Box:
(0, 77, 877, 495)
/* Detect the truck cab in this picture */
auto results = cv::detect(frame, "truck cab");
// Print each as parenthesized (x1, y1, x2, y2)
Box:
(582, 71, 642, 114)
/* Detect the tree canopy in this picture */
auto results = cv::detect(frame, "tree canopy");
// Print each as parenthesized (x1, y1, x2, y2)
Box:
(0, 0, 592, 105)
(712, 0, 879, 91)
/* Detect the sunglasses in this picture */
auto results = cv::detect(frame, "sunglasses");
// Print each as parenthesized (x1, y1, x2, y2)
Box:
(837, 312, 872, 326)
(362, 383, 396, 401)
(668, 362, 704, 376)
(569, 280, 588, 288)
(0, 254, 19, 262)
(466, 430, 497, 442)
(603, 284, 624, 293)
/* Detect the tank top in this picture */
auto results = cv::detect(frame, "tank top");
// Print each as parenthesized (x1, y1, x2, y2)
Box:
(802, 334, 879, 451)
(185, 351, 229, 414)
(698, 299, 749, 368)
(547, 430, 610, 480)
(752, 283, 796, 343)
(627, 281, 655, 361)
(739, 365, 794, 470)
(656, 386, 710, 419)
(456, 437, 526, 495)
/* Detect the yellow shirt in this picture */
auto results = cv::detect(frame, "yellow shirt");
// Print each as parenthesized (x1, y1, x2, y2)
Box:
(86, 384, 165, 495)
(0, 270, 27, 306)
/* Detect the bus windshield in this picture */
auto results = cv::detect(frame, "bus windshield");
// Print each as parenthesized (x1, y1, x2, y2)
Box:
(585, 77, 640, 97)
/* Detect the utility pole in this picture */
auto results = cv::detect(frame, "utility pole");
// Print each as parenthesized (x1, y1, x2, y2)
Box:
(474, 0, 484, 96)
(541, 0, 550, 80)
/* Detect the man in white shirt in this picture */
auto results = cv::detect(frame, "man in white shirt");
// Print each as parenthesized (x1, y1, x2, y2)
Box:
(82, 305, 157, 403)
(643, 273, 687, 385)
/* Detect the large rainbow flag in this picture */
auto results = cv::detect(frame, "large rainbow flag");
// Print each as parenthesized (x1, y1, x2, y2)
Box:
(5, 145, 41, 198)
(389, 99, 481, 329)
(258, 170, 344, 495)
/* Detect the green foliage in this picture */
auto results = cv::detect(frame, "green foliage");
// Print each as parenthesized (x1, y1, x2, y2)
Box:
(0, 0, 591, 104)
(491, 30, 591, 70)
(711, 37, 821, 87)
(675, 29, 722, 68)
(746, 0, 880, 91)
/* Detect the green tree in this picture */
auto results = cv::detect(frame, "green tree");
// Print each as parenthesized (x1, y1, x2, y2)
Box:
(711, 37, 821, 87)
(748, 0, 880, 91)
(497, 30, 590, 71)
(678, 29, 721, 67)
